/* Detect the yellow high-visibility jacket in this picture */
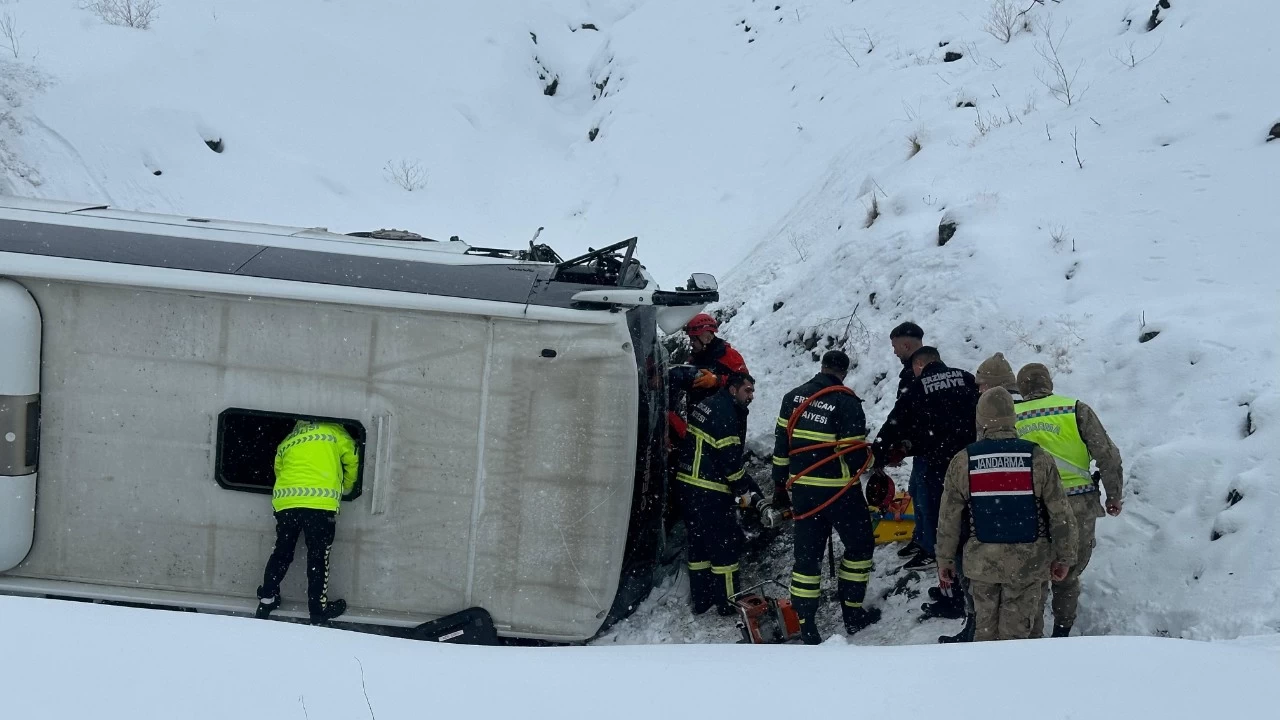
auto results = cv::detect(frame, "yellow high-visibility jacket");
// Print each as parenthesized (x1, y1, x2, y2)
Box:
(272, 421, 359, 512)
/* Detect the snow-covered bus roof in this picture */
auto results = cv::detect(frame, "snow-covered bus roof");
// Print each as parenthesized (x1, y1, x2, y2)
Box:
(0, 198, 712, 321)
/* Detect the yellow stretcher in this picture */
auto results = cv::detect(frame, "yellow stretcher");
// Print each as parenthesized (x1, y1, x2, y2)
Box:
(871, 493, 916, 545)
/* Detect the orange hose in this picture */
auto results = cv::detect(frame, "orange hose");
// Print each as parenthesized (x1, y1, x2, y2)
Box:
(782, 385, 874, 521)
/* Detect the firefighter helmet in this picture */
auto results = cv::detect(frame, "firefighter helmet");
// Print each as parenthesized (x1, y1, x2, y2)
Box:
(685, 313, 719, 335)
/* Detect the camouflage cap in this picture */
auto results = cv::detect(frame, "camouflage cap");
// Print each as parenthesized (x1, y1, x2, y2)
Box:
(1016, 363, 1054, 399)
(977, 387, 1017, 431)
(975, 352, 1016, 391)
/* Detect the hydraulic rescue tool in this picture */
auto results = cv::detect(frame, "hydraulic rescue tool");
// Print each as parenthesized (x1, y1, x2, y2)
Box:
(730, 580, 802, 644)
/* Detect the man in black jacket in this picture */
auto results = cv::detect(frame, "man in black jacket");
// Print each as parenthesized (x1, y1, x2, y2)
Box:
(773, 350, 880, 644)
(873, 346, 979, 573)
(887, 322, 927, 559)
(677, 373, 756, 615)
(890, 322, 925, 400)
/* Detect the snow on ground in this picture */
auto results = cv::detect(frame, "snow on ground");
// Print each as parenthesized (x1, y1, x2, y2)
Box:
(3, 594, 1277, 719)
(1, 0, 1276, 662)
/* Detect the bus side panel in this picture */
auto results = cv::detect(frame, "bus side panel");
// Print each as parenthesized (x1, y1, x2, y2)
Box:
(14, 281, 631, 640)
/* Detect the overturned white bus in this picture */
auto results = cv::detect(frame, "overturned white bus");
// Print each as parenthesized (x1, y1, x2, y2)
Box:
(0, 197, 716, 642)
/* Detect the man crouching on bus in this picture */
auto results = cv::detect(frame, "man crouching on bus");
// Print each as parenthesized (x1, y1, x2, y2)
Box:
(255, 419, 360, 625)
(676, 373, 756, 616)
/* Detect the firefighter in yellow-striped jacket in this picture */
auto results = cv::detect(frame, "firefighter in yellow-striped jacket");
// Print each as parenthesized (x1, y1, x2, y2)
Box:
(255, 419, 360, 625)
(773, 350, 880, 644)
(676, 373, 756, 616)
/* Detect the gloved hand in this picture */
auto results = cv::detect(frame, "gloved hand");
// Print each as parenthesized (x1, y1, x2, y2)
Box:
(878, 446, 907, 468)
(736, 491, 762, 510)
(771, 481, 792, 510)
(692, 369, 719, 390)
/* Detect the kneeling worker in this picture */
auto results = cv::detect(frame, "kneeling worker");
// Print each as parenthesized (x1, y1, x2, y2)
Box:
(677, 373, 756, 615)
(773, 350, 880, 644)
(255, 419, 360, 625)
(936, 388, 1077, 641)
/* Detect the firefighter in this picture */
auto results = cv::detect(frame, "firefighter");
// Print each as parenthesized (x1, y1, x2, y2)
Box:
(886, 322, 928, 564)
(677, 373, 756, 615)
(255, 419, 360, 625)
(872, 346, 979, 573)
(774, 350, 880, 644)
(938, 351, 1022, 643)
(1015, 363, 1124, 638)
(665, 314, 752, 535)
(680, 312, 750, 404)
(936, 388, 1078, 641)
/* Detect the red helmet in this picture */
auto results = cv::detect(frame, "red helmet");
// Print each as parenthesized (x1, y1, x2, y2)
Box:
(685, 313, 719, 335)
(864, 469, 897, 509)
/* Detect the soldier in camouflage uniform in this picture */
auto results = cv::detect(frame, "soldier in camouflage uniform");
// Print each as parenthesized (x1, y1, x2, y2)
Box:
(1015, 363, 1124, 638)
(936, 388, 1078, 641)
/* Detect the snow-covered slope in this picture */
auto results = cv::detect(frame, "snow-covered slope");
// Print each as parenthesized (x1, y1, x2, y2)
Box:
(2, 0, 1276, 648)
(0, 0, 864, 286)
(712, 0, 1280, 641)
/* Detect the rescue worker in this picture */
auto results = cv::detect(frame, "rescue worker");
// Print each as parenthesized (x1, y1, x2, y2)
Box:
(886, 323, 929, 561)
(255, 419, 360, 625)
(976, 352, 1020, 396)
(665, 313, 751, 534)
(773, 350, 880, 644)
(937, 351, 1021, 643)
(873, 346, 979, 572)
(681, 312, 750, 405)
(936, 388, 1078, 642)
(890, 322, 926, 399)
(677, 373, 756, 615)
(1015, 363, 1124, 638)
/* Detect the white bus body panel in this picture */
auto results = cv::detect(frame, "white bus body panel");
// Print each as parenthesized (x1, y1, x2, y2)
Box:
(0, 279, 39, 571)
(3, 279, 638, 641)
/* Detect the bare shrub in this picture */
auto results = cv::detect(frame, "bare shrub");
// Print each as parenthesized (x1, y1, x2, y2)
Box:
(1110, 39, 1163, 68)
(1049, 223, 1070, 249)
(1035, 19, 1087, 106)
(787, 232, 810, 262)
(828, 28, 862, 68)
(383, 159, 428, 192)
(907, 132, 922, 158)
(983, 0, 1021, 43)
(80, 0, 160, 29)
(863, 193, 880, 228)
(0, 12, 21, 59)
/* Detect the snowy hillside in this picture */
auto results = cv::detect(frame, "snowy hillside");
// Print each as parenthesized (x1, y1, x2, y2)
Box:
(2, 0, 1277, 653)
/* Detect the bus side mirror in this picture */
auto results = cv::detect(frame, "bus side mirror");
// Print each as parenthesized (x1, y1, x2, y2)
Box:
(686, 273, 718, 292)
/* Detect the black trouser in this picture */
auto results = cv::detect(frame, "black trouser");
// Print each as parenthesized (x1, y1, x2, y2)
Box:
(788, 484, 874, 619)
(259, 508, 337, 616)
(679, 482, 741, 613)
(921, 459, 949, 557)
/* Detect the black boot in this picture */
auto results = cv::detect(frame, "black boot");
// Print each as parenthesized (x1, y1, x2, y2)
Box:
(689, 568, 717, 615)
(938, 614, 976, 643)
(843, 605, 882, 636)
(310, 599, 347, 625)
(255, 586, 280, 620)
(799, 616, 823, 645)
(920, 593, 966, 620)
(897, 540, 922, 558)
(1051, 623, 1073, 638)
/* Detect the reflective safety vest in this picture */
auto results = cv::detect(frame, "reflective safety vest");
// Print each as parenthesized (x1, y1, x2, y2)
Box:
(272, 421, 359, 512)
(967, 438, 1043, 544)
(1014, 394, 1094, 494)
